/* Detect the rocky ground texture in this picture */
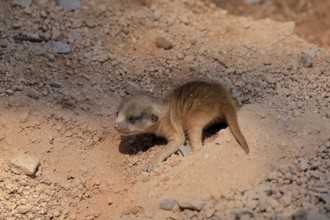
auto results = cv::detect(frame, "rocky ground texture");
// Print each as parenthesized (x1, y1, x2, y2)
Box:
(0, 0, 329, 219)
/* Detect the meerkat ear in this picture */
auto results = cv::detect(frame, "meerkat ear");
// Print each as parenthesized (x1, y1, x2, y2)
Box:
(125, 81, 143, 95)
(151, 113, 159, 123)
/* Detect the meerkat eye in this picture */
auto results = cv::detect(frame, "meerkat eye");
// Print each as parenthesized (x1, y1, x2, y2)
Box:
(128, 115, 140, 123)
(151, 113, 158, 122)
(115, 111, 118, 117)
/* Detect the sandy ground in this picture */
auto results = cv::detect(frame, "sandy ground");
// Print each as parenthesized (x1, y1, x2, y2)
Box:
(0, 0, 329, 220)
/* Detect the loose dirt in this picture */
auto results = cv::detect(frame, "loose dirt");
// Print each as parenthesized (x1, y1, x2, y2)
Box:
(0, 0, 329, 220)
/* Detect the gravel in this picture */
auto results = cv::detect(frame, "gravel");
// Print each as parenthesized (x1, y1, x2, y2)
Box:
(0, 0, 329, 219)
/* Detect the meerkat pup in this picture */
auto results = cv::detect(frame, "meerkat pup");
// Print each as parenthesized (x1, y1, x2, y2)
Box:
(114, 80, 249, 171)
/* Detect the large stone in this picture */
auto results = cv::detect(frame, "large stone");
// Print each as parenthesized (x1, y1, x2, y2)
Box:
(176, 197, 204, 211)
(159, 199, 177, 210)
(10, 154, 40, 176)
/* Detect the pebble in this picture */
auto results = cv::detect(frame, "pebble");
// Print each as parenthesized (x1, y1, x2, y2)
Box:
(267, 171, 278, 181)
(297, 158, 309, 172)
(244, 0, 263, 4)
(281, 191, 292, 207)
(205, 207, 215, 218)
(107, 196, 113, 205)
(236, 208, 254, 219)
(10, 154, 40, 176)
(301, 52, 313, 68)
(326, 112, 330, 119)
(57, 0, 80, 10)
(265, 75, 276, 84)
(125, 81, 141, 95)
(6, 89, 14, 96)
(245, 198, 258, 210)
(50, 79, 63, 88)
(176, 197, 204, 211)
(318, 193, 330, 204)
(17, 205, 32, 214)
(20, 112, 30, 123)
(46, 40, 71, 54)
(27, 89, 40, 99)
(258, 197, 268, 212)
(159, 199, 178, 210)
(155, 37, 173, 50)
(154, 10, 162, 20)
(13, 0, 32, 7)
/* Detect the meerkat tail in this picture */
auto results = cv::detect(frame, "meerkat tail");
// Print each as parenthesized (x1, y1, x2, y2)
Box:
(224, 110, 249, 154)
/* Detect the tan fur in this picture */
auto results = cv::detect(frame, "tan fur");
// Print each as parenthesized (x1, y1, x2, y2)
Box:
(115, 80, 249, 171)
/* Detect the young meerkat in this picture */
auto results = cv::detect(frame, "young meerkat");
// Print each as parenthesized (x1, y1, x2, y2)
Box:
(114, 80, 249, 171)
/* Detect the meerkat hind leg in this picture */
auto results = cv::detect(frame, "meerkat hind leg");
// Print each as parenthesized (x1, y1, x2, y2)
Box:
(187, 126, 204, 151)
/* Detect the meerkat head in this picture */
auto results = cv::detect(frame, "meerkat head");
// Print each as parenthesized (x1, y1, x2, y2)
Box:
(114, 94, 165, 136)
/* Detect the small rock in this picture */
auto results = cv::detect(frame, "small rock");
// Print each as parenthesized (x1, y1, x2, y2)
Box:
(326, 112, 330, 119)
(159, 199, 178, 210)
(258, 196, 268, 212)
(244, 0, 263, 4)
(145, 210, 154, 218)
(265, 75, 276, 84)
(57, 0, 80, 10)
(46, 40, 71, 54)
(13, 0, 32, 7)
(20, 112, 30, 123)
(154, 10, 162, 20)
(50, 79, 62, 88)
(27, 89, 40, 99)
(269, 199, 279, 209)
(107, 196, 113, 205)
(205, 207, 215, 218)
(155, 37, 173, 50)
(245, 198, 258, 210)
(125, 81, 141, 95)
(0, 39, 10, 47)
(263, 60, 272, 66)
(17, 205, 32, 214)
(6, 89, 14, 96)
(255, 184, 272, 196)
(267, 171, 278, 181)
(176, 197, 204, 211)
(239, 214, 251, 220)
(287, 60, 298, 70)
(281, 191, 292, 207)
(236, 208, 254, 219)
(178, 145, 192, 157)
(301, 52, 313, 68)
(10, 154, 40, 176)
(318, 193, 330, 204)
(297, 158, 309, 171)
